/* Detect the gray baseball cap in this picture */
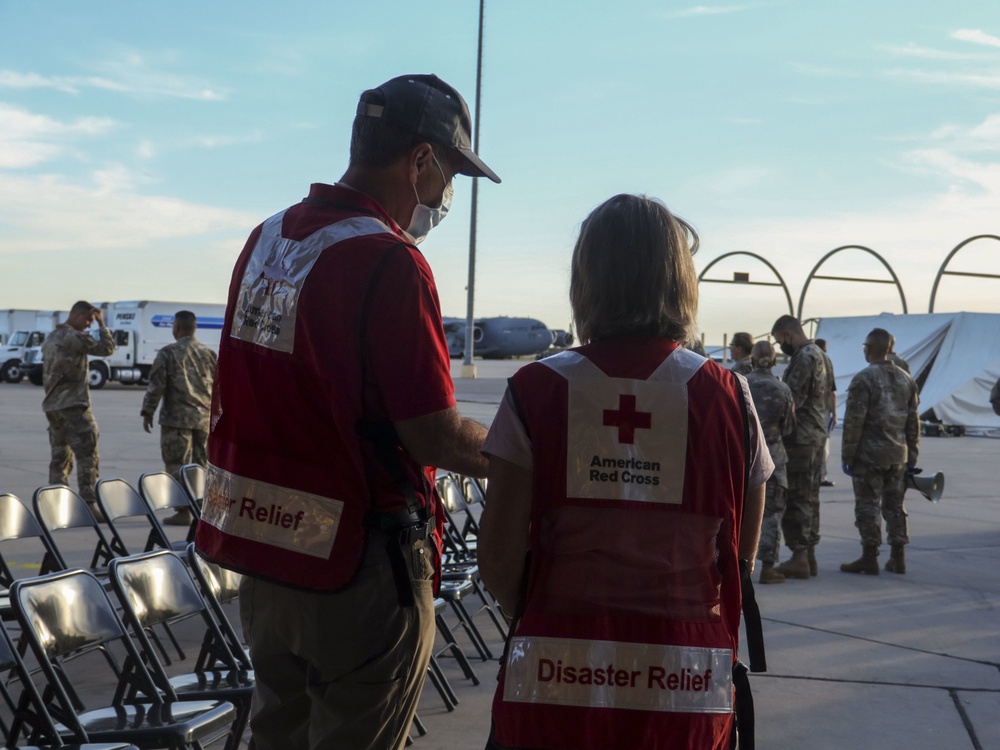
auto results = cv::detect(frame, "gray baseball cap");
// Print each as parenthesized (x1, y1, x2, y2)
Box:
(357, 74, 501, 184)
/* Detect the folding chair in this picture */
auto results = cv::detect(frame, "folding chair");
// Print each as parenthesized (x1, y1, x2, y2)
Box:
(109, 551, 253, 750)
(0, 494, 63, 620)
(10, 569, 236, 749)
(0, 619, 139, 749)
(185, 545, 251, 673)
(138, 473, 200, 543)
(95, 478, 179, 557)
(435, 474, 508, 650)
(30, 486, 115, 578)
(177, 465, 205, 508)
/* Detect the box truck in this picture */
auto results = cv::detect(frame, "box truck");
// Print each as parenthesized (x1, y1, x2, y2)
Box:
(0, 310, 66, 383)
(21, 301, 225, 388)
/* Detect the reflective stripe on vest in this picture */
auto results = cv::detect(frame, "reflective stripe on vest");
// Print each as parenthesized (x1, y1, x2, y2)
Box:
(201, 463, 344, 559)
(540, 348, 707, 505)
(205, 212, 394, 560)
(231, 213, 392, 353)
(503, 635, 733, 713)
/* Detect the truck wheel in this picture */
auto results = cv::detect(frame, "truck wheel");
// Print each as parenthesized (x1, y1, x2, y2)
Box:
(88, 363, 108, 389)
(28, 369, 43, 386)
(1, 362, 24, 383)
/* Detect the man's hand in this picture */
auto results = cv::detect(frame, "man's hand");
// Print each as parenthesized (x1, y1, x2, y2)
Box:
(142, 415, 153, 433)
(91, 308, 105, 327)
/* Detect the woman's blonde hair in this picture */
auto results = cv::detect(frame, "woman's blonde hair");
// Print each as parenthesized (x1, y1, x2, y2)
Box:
(570, 194, 699, 345)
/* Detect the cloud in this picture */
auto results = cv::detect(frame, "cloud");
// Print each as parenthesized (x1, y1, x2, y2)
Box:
(883, 68, 1000, 90)
(0, 103, 117, 168)
(790, 63, 862, 78)
(0, 168, 258, 254)
(692, 110, 1000, 332)
(665, 5, 759, 19)
(877, 43, 996, 62)
(190, 132, 263, 149)
(0, 50, 225, 101)
(951, 29, 1000, 49)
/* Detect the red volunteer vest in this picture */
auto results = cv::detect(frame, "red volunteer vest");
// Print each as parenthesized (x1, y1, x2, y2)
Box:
(492, 339, 747, 750)
(195, 200, 445, 591)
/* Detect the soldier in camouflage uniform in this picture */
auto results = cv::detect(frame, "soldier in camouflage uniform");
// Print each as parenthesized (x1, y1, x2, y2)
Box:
(840, 327, 919, 576)
(770, 315, 832, 579)
(42, 301, 116, 517)
(745, 340, 796, 584)
(141, 310, 217, 525)
(729, 331, 754, 376)
(887, 335, 910, 374)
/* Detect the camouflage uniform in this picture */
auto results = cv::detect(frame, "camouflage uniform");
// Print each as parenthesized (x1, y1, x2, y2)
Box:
(140, 336, 217, 479)
(731, 357, 753, 376)
(746, 366, 796, 564)
(842, 360, 919, 547)
(887, 352, 910, 374)
(41, 324, 116, 503)
(781, 341, 831, 552)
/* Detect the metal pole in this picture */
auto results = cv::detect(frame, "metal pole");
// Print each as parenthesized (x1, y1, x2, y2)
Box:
(461, 0, 485, 380)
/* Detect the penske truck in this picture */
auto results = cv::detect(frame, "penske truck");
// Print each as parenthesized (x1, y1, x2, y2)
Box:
(0, 310, 66, 383)
(22, 300, 225, 388)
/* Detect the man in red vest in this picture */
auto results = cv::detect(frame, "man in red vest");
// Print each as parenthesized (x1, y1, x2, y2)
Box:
(195, 74, 499, 750)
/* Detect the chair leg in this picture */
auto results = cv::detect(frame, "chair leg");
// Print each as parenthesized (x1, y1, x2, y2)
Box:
(447, 597, 493, 661)
(435, 611, 480, 685)
(425, 658, 456, 711)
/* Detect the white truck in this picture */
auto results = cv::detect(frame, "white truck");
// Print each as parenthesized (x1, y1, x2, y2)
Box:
(22, 301, 226, 388)
(0, 309, 66, 383)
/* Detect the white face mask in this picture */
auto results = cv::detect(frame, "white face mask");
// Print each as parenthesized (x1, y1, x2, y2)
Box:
(406, 154, 453, 245)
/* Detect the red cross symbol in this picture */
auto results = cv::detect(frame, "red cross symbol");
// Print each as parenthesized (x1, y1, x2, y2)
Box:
(603, 394, 652, 444)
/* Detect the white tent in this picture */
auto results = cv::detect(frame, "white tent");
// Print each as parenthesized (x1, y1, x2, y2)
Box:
(815, 312, 1000, 430)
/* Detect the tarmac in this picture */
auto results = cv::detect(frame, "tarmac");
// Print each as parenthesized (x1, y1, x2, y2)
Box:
(0, 357, 997, 749)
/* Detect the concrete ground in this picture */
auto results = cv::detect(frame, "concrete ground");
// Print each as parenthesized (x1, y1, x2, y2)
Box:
(0, 357, 997, 749)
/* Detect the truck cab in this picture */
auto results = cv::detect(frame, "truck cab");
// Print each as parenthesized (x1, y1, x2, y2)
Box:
(1, 329, 47, 383)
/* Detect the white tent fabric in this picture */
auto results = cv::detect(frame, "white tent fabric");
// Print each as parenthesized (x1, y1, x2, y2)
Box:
(815, 312, 1000, 430)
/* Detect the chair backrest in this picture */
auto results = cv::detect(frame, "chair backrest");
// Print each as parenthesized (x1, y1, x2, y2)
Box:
(0, 617, 78, 746)
(179, 464, 206, 506)
(95, 477, 166, 557)
(186, 544, 250, 672)
(110, 550, 205, 628)
(111, 550, 243, 677)
(139, 472, 199, 516)
(32, 485, 115, 573)
(139, 472, 200, 545)
(0, 493, 61, 589)
(434, 474, 474, 557)
(461, 475, 487, 507)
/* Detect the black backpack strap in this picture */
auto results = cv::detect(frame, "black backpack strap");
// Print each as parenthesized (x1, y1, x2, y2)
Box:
(730, 372, 764, 750)
(733, 371, 767, 672)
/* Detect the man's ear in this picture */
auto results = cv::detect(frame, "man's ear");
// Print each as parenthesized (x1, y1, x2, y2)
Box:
(406, 142, 436, 184)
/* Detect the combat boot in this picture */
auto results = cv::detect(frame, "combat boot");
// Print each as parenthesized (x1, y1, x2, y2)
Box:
(759, 562, 785, 585)
(840, 545, 880, 575)
(884, 544, 906, 574)
(775, 549, 811, 580)
(808, 545, 818, 577)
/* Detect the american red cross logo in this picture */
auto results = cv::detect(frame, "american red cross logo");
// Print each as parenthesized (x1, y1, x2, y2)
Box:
(603, 394, 652, 444)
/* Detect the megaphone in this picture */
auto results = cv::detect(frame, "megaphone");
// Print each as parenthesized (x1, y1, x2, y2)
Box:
(905, 470, 944, 503)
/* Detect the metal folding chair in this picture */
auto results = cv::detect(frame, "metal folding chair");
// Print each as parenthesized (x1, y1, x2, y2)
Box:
(11, 569, 236, 749)
(109, 550, 253, 750)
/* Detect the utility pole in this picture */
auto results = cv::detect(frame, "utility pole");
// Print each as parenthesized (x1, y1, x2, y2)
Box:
(461, 0, 485, 379)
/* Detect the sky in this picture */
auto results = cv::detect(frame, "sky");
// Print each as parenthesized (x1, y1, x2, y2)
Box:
(2, 0, 999, 350)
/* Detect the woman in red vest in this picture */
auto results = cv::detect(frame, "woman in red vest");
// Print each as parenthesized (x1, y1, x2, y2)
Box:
(479, 194, 770, 750)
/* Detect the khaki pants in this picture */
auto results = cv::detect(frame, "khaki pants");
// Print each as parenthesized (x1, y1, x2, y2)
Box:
(46, 406, 99, 503)
(240, 528, 435, 750)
